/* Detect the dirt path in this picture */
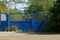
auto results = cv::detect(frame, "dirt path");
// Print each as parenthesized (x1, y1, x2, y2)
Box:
(0, 32, 60, 40)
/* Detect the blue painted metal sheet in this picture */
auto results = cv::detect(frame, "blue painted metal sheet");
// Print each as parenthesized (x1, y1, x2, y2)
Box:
(0, 14, 45, 32)
(10, 21, 32, 32)
(10, 21, 44, 32)
(0, 21, 7, 31)
(0, 21, 44, 32)
(32, 21, 44, 32)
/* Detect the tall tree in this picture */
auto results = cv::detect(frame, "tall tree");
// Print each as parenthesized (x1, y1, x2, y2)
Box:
(0, 2, 9, 13)
(46, 0, 60, 33)
(28, 0, 55, 12)
(27, 0, 56, 16)
(25, 0, 56, 21)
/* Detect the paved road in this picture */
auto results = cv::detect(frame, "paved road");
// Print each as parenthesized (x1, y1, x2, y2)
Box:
(0, 32, 60, 40)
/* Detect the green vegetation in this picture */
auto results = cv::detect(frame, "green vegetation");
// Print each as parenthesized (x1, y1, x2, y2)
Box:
(1, 0, 60, 33)
(9, 8, 20, 13)
(27, 0, 60, 33)
(28, 0, 56, 13)
(10, 14, 32, 21)
(10, 14, 25, 21)
(29, 29, 34, 33)
(45, 0, 60, 33)
(0, 2, 9, 13)
(5, 25, 18, 32)
(25, 0, 56, 21)
(5, 25, 23, 32)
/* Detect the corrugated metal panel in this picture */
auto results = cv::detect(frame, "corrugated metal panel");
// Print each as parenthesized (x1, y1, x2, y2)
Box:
(0, 14, 45, 32)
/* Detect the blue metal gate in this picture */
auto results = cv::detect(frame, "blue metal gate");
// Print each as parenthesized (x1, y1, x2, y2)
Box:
(0, 13, 45, 32)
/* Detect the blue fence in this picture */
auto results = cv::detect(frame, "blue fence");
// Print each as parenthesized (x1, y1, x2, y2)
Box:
(0, 13, 45, 32)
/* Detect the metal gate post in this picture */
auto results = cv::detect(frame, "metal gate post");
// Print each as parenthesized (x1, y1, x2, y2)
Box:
(0, 13, 1, 30)
(32, 12, 35, 30)
(7, 13, 10, 31)
(0, 14, 1, 25)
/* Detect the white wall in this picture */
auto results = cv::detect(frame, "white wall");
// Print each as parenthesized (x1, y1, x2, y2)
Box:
(1, 14, 7, 21)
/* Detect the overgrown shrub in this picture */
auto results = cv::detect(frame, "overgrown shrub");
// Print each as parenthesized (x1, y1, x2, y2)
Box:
(5, 25, 23, 32)
(5, 25, 18, 32)
(29, 29, 34, 33)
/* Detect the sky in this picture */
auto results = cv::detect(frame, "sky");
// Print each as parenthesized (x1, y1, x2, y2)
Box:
(6, 0, 29, 10)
